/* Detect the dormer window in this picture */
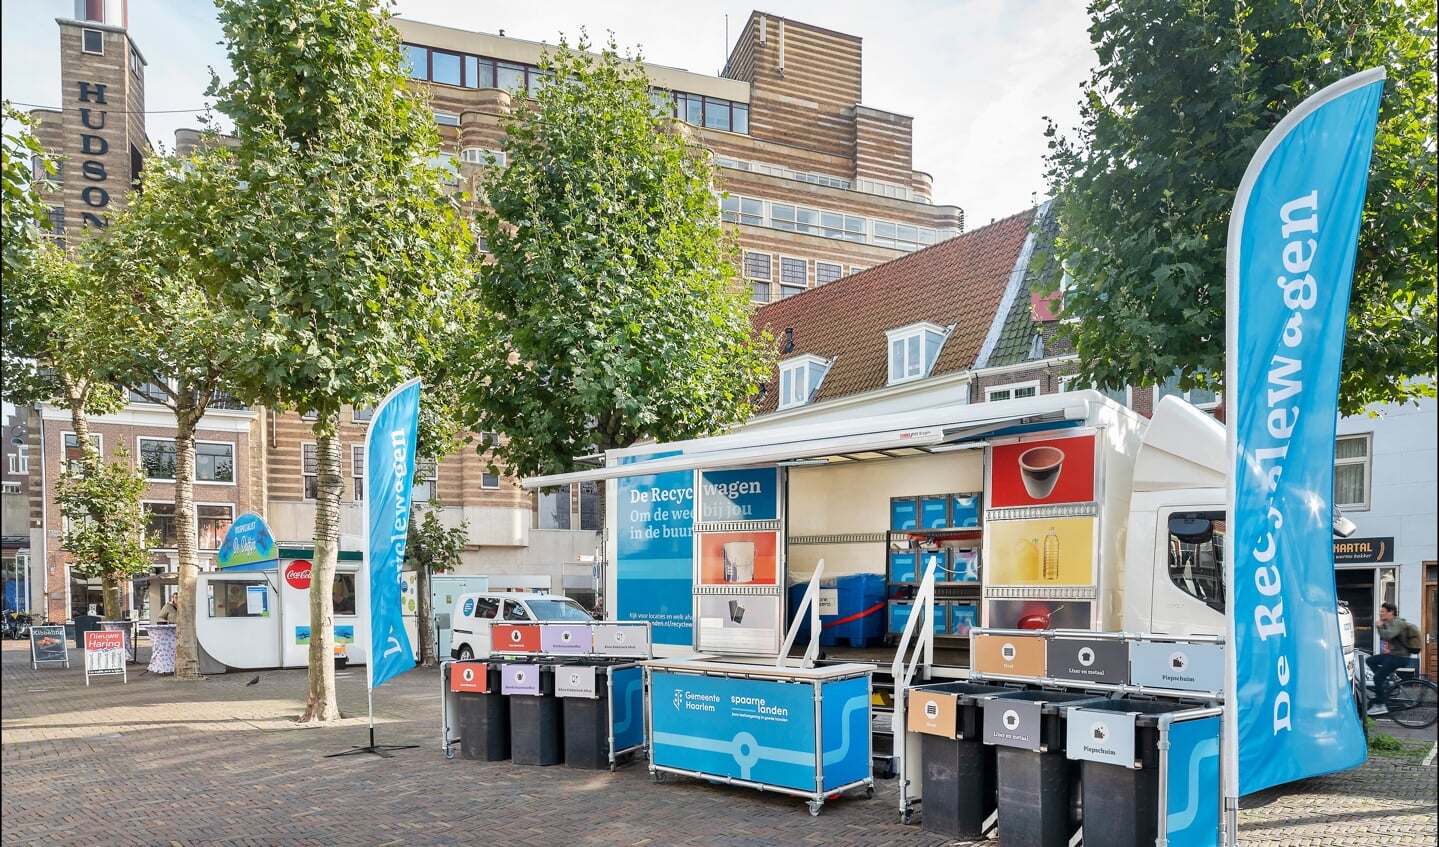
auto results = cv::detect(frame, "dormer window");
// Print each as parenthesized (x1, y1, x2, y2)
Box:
(778, 354, 833, 410)
(886, 322, 951, 385)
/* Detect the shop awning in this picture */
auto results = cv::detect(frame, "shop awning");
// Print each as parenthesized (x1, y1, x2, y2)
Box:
(522, 392, 1099, 489)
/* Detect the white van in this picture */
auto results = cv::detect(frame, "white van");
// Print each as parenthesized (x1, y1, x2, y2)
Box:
(449, 592, 596, 660)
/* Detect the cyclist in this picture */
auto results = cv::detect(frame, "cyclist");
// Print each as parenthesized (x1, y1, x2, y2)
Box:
(1366, 602, 1417, 717)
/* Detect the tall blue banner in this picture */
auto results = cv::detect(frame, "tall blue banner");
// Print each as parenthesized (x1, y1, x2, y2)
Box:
(1225, 69, 1383, 795)
(365, 378, 421, 689)
(615, 457, 694, 646)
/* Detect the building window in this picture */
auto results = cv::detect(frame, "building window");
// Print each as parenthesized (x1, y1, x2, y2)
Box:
(886, 323, 951, 385)
(719, 194, 762, 227)
(481, 471, 500, 489)
(1, 482, 19, 494)
(144, 503, 234, 551)
(301, 409, 319, 421)
(61, 433, 102, 475)
(46, 206, 65, 239)
(779, 257, 807, 298)
(778, 355, 832, 410)
(130, 46, 141, 76)
(579, 481, 601, 530)
(352, 405, 373, 423)
(1334, 434, 1371, 511)
(351, 445, 365, 502)
(302, 443, 318, 500)
(538, 486, 571, 530)
(986, 381, 1040, 402)
(848, 265, 866, 276)
(433, 111, 460, 127)
(81, 28, 103, 55)
(403, 44, 428, 79)
(414, 458, 438, 502)
(430, 50, 462, 86)
(745, 251, 772, 304)
(138, 438, 233, 483)
(815, 262, 842, 286)
(128, 379, 170, 404)
(8, 444, 28, 475)
(207, 578, 268, 619)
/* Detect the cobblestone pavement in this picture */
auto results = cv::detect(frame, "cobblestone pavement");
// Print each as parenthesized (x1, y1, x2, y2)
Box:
(1, 638, 1433, 846)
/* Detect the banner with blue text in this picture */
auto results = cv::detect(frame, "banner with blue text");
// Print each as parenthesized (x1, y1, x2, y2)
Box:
(1225, 69, 1383, 794)
(366, 378, 421, 689)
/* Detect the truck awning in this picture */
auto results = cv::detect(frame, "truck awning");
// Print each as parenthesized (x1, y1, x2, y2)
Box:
(522, 392, 1100, 489)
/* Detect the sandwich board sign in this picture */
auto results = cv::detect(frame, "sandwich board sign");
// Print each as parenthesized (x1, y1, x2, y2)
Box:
(29, 625, 70, 669)
(84, 629, 128, 684)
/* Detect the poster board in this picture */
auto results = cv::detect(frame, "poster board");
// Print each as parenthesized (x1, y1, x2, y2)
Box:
(84, 629, 128, 684)
(30, 625, 70, 669)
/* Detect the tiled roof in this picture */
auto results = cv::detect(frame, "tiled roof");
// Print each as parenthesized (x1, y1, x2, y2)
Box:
(987, 200, 1067, 367)
(751, 209, 1038, 414)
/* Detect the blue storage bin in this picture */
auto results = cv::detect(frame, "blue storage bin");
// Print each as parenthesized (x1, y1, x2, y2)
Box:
(920, 496, 949, 529)
(949, 604, 979, 636)
(949, 548, 981, 583)
(889, 600, 946, 636)
(952, 494, 981, 528)
(891, 497, 918, 530)
(889, 551, 918, 583)
(787, 574, 886, 648)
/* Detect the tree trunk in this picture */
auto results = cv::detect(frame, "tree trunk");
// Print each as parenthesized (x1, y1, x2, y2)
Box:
(417, 549, 436, 667)
(300, 414, 342, 723)
(61, 373, 95, 620)
(172, 396, 203, 680)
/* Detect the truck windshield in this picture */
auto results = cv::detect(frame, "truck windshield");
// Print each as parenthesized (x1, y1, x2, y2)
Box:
(526, 599, 595, 621)
(1168, 511, 1225, 612)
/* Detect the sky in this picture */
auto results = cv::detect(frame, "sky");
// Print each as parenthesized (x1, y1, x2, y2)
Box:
(1, 0, 1096, 228)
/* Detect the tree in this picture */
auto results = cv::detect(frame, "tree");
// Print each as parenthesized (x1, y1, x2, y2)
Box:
(1043, 1, 1437, 413)
(84, 146, 252, 679)
(463, 34, 770, 480)
(402, 504, 468, 667)
(204, 0, 475, 722)
(2, 102, 49, 278)
(56, 447, 153, 620)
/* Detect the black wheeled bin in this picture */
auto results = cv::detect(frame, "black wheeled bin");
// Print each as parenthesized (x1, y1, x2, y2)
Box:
(557, 663, 611, 769)
(455, 662, 509, 761)
(1065, 698, 1220, 847)
(907, 681, 1024, 839)
(506, 663, 563, 766)
(982, 689, 1110, 847)
(72, 614, 101, 648)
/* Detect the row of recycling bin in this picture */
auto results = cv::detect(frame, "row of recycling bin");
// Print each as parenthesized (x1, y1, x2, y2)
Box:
(445, 659, 645, 769)
(907, 680, 1222, 847)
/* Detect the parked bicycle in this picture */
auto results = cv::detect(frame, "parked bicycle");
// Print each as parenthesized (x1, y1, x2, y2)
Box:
(1360, 649, 1438, 729)
(2, 609, 34, 639)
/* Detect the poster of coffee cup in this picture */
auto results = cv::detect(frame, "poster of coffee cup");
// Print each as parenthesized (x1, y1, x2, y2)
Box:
(985, 517, 1097, 586)
(988, 434, 1096, 507)
(697, 531, 778, 586)
(987, 599, 1093, 631)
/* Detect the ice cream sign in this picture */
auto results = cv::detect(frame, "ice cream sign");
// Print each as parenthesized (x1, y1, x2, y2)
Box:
(216, 512, 279, 570)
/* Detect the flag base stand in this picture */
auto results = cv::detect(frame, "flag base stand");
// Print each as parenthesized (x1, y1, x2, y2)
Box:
(326, 725, 418, 759)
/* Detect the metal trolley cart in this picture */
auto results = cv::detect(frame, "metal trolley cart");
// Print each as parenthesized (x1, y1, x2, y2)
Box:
(644, 656, 876, 816)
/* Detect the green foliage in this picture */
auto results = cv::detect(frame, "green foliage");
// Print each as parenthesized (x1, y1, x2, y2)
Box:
(2, 102, 51, 277)
(404, 506, 468, 576)
(1044, 0, 1437, 413)
(57, 447, 153, 620)
(201, 0, 475, 717)
(464, 34, 771, 478)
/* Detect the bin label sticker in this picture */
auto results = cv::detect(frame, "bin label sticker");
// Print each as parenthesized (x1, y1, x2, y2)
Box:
(540, 624, 592, 654)
(972, 633, 1045, 678)
(450, 661, 492, 693)
(593, 623, 651, 657)
(556, 665, 597, 698)
(1165, 716, 1221, 846)
(982, 697, 1043, 751)
(501, 663, 542, 695)
(1065, 708, 1138, 768)
(493, 624, 541, 654)
(1046, 637, 1130, 685)
(1129, 641, 1224, 692)
(907, 689, 958, 737)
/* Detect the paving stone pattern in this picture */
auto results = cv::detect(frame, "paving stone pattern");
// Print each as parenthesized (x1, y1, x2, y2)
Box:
(1, 639, 1433, 846)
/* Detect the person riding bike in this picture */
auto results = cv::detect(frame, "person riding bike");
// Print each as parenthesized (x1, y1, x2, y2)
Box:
(1366, 601, 1420, 716)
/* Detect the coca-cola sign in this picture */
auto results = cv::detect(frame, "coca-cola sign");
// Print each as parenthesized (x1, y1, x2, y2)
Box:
(284, 559, 313, 590)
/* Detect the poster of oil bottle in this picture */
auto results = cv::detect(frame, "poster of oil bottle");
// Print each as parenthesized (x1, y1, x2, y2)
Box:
(984, 517, 1097, 587)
